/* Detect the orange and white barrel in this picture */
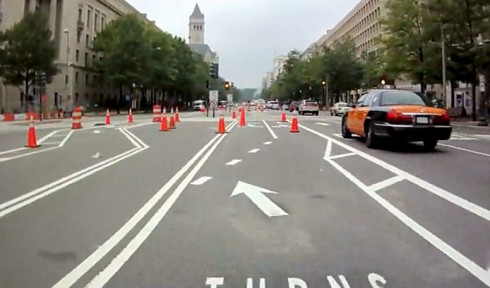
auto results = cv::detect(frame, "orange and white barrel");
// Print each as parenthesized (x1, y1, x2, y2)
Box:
(152, 105, 161, 122)
(71, 106, 83, 129)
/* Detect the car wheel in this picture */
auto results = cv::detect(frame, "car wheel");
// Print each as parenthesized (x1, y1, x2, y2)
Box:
(315, 111, 319, 116)
(330, 111, 333, 116)
(341, 116, 352, 138)
(423, 139, 438, 151)
(365, 122, 378, 149)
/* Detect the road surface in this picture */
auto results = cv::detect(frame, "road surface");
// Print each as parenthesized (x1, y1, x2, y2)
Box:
(0, 110, 489, 288)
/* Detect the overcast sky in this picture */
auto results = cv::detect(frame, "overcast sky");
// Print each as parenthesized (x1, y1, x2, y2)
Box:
(126, 0, 359, 88)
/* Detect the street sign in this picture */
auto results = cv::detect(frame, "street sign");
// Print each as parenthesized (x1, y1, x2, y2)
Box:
(226, 94, 233, 103)
(209, 90, 218, 107)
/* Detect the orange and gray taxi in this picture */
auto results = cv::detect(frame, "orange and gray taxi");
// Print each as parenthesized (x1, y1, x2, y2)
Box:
(341, 89, 452, 150)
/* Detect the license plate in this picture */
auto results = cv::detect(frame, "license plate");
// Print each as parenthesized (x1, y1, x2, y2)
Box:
(415, 116, 429, 124)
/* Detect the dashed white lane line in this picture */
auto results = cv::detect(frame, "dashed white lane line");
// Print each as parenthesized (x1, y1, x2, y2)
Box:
(226, 159, 242, 166)
(0, 147, 27, 156)
(190, 176, 213, 185)
(263, 141, 272, 145)
(262, 120, 278, 139)
(248, 148, 260, 154)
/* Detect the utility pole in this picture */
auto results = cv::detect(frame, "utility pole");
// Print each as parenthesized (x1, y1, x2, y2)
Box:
(441, 25, 447, 108)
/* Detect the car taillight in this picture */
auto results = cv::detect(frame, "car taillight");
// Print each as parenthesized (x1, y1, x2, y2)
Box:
(386, 110, 413, 124)
(433, 112, 450, 124)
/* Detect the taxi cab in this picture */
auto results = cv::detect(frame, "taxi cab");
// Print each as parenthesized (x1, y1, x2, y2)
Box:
(341, 89, 452, 150)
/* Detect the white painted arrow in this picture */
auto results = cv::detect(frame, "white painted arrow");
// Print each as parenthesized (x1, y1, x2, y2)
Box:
(315, 122, 330, 126)
(231, 181, 288, 217)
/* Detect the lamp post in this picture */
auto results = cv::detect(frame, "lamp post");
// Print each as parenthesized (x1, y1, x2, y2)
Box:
(441, 25, 447, 109)
(64, 29, 70, 98)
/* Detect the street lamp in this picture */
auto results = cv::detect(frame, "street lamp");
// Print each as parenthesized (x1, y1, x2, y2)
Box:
(63, 29, 70, 98)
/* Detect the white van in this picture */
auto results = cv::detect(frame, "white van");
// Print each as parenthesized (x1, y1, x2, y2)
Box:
(193, 100, 205, 111)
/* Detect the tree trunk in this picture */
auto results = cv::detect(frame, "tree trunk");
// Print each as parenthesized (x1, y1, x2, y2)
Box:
(471, 64, 477, 121)
(450, 80, 455, 108)
(24, 70, 29, 113)
(117, 84, 122, 114)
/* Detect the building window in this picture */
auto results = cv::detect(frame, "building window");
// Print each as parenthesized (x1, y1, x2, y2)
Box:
(101, 14, 106, 30)
(86, 34, 89, 47)
(76, 50, 79, 62)
(75, 72, 79, 84)
(85, 74, 89, 84)
(78, 8, 82, 21)
(94, 13, 98, 32)
(87, 7, 92, 28)
(77, 29, 82, 43)
(93, 75, 96, 85)
(92, 54, 95, 63)
(65, 75, 69, 84)
(85, 52, 88, 66)
(75, 92, 79, 103)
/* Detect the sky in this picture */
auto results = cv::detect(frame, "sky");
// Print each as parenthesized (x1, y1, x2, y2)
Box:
(126, 0, 359, 89)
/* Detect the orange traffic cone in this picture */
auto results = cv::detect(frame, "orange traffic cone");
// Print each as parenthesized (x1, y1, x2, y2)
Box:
(281, 110, 287, 122)
(239, 107, 246, 127)
(216, 114, 226, 134)
(105, 109, 111, 125)
(232, 108, 236, 119)
(169, 115, 176, 129)
(160, 113, 169, 131)
(26, 116, 40, 148)
(290, 115, 300, 133)
(175, 107, 180, 122)
(128, 109, 133, 123)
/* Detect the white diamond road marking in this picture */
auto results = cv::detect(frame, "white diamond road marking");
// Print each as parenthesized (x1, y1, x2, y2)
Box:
(248, 148, 260, 154)
(190, 176, 213, 186)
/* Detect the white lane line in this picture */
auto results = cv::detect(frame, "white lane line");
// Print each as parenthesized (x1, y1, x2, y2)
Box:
(0, 128, 147, 213)
(52, 121, 237, 288)
(125, 121, 156, 129)
(38, 130, 60, 144)
(438, 143, 490, 158)
(333, 133, 342, 138)
(93, 130, 101, 134)
(190, 176, 213, 185)
(262, 120, 278, 139)
(0, 146, 58, 163)
(0, 148, 145, 218)
(328, 152, 356, 160)
(118, 128, 141, 149)
(300, 123, 490, 223)
(40, 142, 59, 145)
(323, 140, 332, 159)
(58, 130, 75, 147)
(122, 128, 149, 148)
(0, 147, 27, 156)
(326, 157, 490, 287)
(263, 141, 272, 145)
(226, 159, 242, 166)
(315, 122, 330, 126)
(248, 148, 260, 154)
(81, 122, 238, 288)
(368, 176, 405, 192)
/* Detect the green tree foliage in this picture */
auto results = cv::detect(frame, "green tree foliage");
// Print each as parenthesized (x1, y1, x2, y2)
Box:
(92, 14, 217, 109)
(380, 0, 438, 93)
(0, 11, 58, 111)
(266, 40, 364, 105)
(425, 0, 489, 118)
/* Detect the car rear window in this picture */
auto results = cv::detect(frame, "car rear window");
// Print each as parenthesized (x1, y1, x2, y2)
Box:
(379, 91, 429, 106)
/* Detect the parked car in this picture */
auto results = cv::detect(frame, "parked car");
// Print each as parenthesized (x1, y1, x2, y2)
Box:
(330, 102, 351, 116)
(299, 99, 319, 115)
(341, 89, 452, 151)
(289, 101, 300, 112)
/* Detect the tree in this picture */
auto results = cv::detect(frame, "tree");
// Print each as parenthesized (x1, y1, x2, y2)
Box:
(92, 14, 154, 111)
(426, 0, 489, 120)
(0, 11, 58, 112)
(381, 0, 441, 94)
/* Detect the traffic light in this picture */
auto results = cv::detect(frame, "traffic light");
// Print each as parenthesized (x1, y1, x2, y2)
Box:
(206, 80, 210, 89)
(209, 63, 219, 79)
(36, 72, 47, 86)
(224, 81, 230, 90)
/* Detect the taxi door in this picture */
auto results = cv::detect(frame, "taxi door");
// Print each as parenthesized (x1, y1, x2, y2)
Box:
(355, 92, 375, 137)
(347, 94, 367, 135)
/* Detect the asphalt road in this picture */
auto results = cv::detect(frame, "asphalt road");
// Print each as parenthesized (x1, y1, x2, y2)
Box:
(0, 109, 489, 288)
